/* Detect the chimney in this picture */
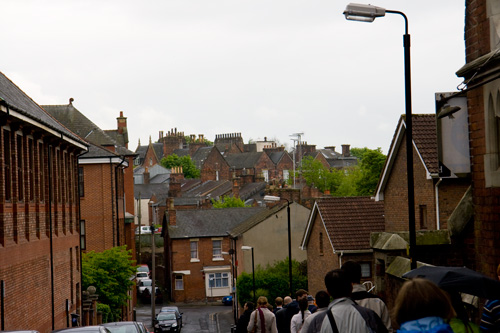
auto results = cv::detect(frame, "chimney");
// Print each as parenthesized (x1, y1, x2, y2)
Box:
(342, 144, 350, 157)
(143, 167, 150, 184)
(232, 176, 241, 198)
(325, 146, 336, 153)
(117, 111, 127, 135)
(167, 198, 176, 226)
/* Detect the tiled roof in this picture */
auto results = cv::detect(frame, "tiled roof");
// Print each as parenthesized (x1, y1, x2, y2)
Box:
(268, 151, 286, 165)
(191, 146, 214, 169)
(0, 73, 84, 145)
(411, 114, 439, 174)
(239, 182, 266, 201)
(135, 145, 148, 160)
(80, 142, 121, 159)
(152, 143, 164, 161)
(225, 152, 263, 169)
(182, 180, 232, 199)
(134, 183, 169, 199)
(316, 196, 385, 251)
(168, 207, 266, 238)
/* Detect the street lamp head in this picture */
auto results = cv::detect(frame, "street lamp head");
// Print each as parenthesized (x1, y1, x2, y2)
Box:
(241, 246, 253, 251)
(263, 195, 280, 202)
(343, 3, 386, 22)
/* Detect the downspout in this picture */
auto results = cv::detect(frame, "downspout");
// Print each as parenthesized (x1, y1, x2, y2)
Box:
(48, 145, 55, 330)
(114, 157, 126, 246)
(339, 251, 344, 267)
(435, 178, 442, 230)
(110, 158, 115, 246)
(76, 149, 86, 320)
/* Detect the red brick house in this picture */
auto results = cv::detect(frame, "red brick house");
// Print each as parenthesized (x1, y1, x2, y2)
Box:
(0, 72, 87, 332)
(43, 103, 137, 320)
(300, 197, 385, 296)
(455, 0, 500, 277)
(163, 207, 266, 303)
(224, 151, 275, 182)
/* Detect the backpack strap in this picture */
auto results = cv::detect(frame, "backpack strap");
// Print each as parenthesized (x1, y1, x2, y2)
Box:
(326, 310, 340, 333)
(351, 303, 388, 333)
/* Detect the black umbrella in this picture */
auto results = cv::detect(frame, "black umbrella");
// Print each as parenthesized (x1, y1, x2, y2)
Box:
(402, 265, 500, 299)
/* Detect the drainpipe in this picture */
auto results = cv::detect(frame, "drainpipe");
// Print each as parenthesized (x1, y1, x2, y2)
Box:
(110, 158, 115, 246)
(435, 178, 442, 230)
(114, 157, 126, 246)
(48, 145, 55, 330)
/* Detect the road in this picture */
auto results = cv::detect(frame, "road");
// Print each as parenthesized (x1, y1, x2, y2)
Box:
(135, 302, 235, 333)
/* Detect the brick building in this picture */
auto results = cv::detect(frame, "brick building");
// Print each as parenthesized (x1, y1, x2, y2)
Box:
(0, 72, 87, 332)
(163, 207, 266, 303)
(455, 0, 500, 277)
(300, 197, 385, 296)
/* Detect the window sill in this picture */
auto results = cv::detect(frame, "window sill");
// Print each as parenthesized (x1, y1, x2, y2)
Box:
(212, 257, 224, 261)
(190, 258, 200, 263)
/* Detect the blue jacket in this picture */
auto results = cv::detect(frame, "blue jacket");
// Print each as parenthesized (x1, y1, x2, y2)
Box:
(397, 317, 454, 333)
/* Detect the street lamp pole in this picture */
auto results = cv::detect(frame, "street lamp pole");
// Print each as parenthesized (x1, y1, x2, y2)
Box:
(241, 246, 256, 303)
(343, 3, 416, 269)
(264, 195, 293, 296)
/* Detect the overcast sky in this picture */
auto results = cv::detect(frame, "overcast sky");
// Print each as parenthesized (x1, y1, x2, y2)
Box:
(1, 1, 466, 154)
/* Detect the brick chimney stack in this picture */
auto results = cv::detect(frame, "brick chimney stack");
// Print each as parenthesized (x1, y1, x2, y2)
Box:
(341, 144, 351, 157)
(117, 111, 127, 134)
(232, 176, 241, 198)
(167, 198, 176, 226)
(144, 167, 150, 184)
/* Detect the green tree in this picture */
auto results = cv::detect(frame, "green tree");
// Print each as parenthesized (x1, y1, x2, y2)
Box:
(212, 195, 248, 208)
(160, 154, 200, 178)
(82, 246, 136, 321)
(236, 259, 307, 307)
(355, 148, 386, 196)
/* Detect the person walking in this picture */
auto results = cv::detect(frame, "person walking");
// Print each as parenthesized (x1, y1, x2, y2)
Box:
(301, 291, 330, 333)
(276, 296, 292, 333)
(291, 297, 311, 333)
(342, 261, 393, 332)
(236, 302, 254, 333)
(274, 297, 284, 314)
(392, 278, 455, 333)
(480, 263, 500, 332)
(248, 296, 278, 333)
(320, 269, 387, 333)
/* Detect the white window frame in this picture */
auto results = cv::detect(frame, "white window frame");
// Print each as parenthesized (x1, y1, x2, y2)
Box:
(190, 239, 199, 262)
(208, 272, 229, 288)
(175, 275, 184, 290)
(360, 262, 371, 278)
(283, 169, 289, 181)
(262, 169, 269, 182)
(212, 238, 223, 260)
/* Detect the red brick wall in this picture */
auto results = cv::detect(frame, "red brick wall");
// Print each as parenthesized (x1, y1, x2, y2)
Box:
(437, 178, 470, 230)
(200, 149, 231, 182)
(383, 133, 436, 231)
(143, 144, 161, 167)
(0, 130, 81, 333)
(465, 0, 489, 63)
(171, 237, 232, 302)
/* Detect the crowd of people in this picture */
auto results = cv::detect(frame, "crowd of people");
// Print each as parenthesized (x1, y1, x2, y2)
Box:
(234, 262, 500, 333)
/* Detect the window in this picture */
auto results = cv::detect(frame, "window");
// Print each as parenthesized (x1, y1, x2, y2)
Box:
(80, 220, 86, 250)
(212, 240, 222, 259)
(190, 240, 199, 261)
(283, 170, 289, 181)
(3, 129, 11, 201)
(360, 263, 371, 278)
(319, 232, 324, 255)
(208, 272, 229, 288)
(175, 275, 184, 290)
(78, 167, 84, 197)
(17, 135, 23, 201)
(28, 138, 34, 201)
(419, 205, 427, 229)
(262, 170, 269, 182)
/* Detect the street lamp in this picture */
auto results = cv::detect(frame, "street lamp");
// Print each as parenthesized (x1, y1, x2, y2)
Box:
(263, 195, 293, 296)
(241, 246, 255, 303)
(343, 3, 417, 269)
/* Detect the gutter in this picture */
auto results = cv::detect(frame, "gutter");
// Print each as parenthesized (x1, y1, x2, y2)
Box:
(435, 178, 442, 230)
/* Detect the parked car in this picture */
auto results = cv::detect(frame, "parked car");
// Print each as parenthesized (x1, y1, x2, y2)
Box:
(160, 306, 183, 327)
(137, 264, 150, 277)
(141, 286, 163, 303)
(136, 271, 149, 281)
(53, 327, 110, 333)
(135, 226, 152, 235)
(137, 278, 153, 295)
(103, 321, 147, 333)
(154, 311, 181, 333)
(222, 295, 233, 305)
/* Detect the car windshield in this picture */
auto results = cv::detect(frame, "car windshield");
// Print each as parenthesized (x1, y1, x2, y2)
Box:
(137, 272, 148, 278)
(137, 266, 148, 273)
(103, 324, 138, 333)
(157, 313, 176, 320)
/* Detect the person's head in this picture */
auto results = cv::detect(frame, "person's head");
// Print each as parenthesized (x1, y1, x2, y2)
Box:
(267, 303, 274, 311)
(341, 261, 362, 284)
(392, 278, 456, 326)
(283, 296, 293, 306)
(324, 269, 352, 299)
(275, 297, 283, 307)
(257, 296, 268, 308)
(296, 289, 308, 301)
(307, 295, 314, 305)
(245, 301, 255, 312)
(298, 297, 309, 312)
(315, 290, 330, 309)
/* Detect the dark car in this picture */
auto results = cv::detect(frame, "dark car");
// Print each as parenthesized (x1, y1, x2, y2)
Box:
(222, 295, 233, 305)
(160, 306, 183, 327)
(52, 327, 110, 333)
(154, 311, 181, 333)
(103, 321, 146, 333)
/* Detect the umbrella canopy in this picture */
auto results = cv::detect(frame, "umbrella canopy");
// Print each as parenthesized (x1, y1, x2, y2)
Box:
(402, 265, 500, 299)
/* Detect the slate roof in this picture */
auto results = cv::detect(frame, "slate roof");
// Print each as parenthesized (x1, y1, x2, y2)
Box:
(172, 148, 190, 158)
(307, 196, 385, 251)
(168, 207, 266, 239)
(191, 146, 214, 169)
(80, 142, 122, 159)
(239, 182, 266, 201)
(135, 145, 148, 161)
(42, 104, 135, 156)
(268, 151, 287, 165)
(134, 183, 169, 200)
(0, 72, 85, 146)
(224, 152, 263, 169)
(151, 173, 170, 184)
(153, 143, 164, 161)
(182, 180, 232, 199)
(228, 204, 284, 237)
